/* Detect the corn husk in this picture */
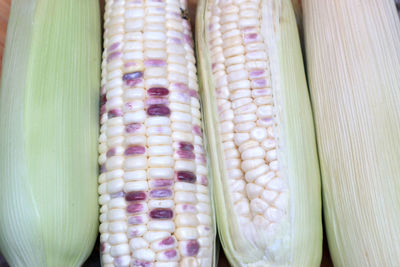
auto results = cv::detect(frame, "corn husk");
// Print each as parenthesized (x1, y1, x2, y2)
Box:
(196, 0, 322, 266)
(304, 0, 400, 266)
(0, 0, 101, 266)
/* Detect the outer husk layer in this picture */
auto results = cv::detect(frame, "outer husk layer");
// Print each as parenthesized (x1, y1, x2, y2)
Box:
(0, 0, 101, 266)
(304, 0, 400, 266)
(196, 0, 322, 266)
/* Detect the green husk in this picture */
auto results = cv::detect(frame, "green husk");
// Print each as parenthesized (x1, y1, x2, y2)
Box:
(304, 0, 400, 266)
(0, 0, 101, 266)
(196, 0, 322, 266)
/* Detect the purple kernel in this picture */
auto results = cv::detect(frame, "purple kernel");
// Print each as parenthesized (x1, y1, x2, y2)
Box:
(126, 78, 144, 87)
(145, 59, 167, 67)
(100, 105, 106, 116)
(100, 94, 107, 106)
(128, 215, 144, 225)
(151, 179, 173, 188)
(100, 243, 105, 252)
(169, 37, 182, 45)
(184, 34, 194, 47)
(150, 189, 173, 199)
(253, 89, 272, 97)
(126, 123, 142, 133)
(164, 249, 177, 258)
(200, 175, 208, 186)
(100, 164, 106, 173)
(110, 191, 125, 198)
(193, 125, 202, 136)
(125, 191, 146, 201)
(125, 146, 146, 155)
(179, 142, 194, 151)
(127, 203, 144, 213)
(107, 51, 121, 62)
(147, 104, 171, 116)
(176, 171, 196, 183)
(183, 204, 196, 213)
(160, 237, 175, 246)
(106, 148, 116, 157)
(244, 33, 259, 43)
(189, 89, 199, 98)
(133, 260, 152, 267)
(177, 151, 195, 160)
(170, 83, 189, 92)
(108, 42, 120, 52)
(108, 109, 123, 118)
(252, 79, 267, 87)
(148, 87, 169, 96)
(123, 71, 143, 81)
(249, 69, 265, 79)
(124, 62, 137, 68)
(212, 63, 217, 70)
(186, 240, 200, 256)
(149, 208, 173, 219)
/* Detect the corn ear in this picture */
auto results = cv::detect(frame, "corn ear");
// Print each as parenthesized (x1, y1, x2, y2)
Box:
(0, 0, 101, 266)
(304, 0, 400, 266)
(196, 0, 322, 266)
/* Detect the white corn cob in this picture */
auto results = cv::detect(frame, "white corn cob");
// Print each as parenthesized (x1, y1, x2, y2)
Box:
(196, 0, 322, 266)
(98, 0, 215, 266)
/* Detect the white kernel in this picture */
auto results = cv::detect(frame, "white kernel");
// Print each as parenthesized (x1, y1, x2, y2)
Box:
(234, 121, 256, 132)
(171, 122, 192, 132)
(231, 97, 252, 109)
(124, 110, 147, 124)
(266, 149, 277, 162)
(197, 214, 212, 225)
(219, 109, 234, 122)
(114, 255, 131, 267)
(148, 145, 173, 156)
(102, 254, 114, 264)
(175, 227, 198, 240)
(110, 244, 130, 257)
(132, 249, 156, 262)
(270, 160, 279, 171)
(108, 198, 127, 209)
(228, 168, 243, 180)
(230, 179, 246, 192)
(233, 113, 257, 124)
(175, 214, 198, 227)
(107, 179, 124, 194)
(124, 170, 147, 181)
(174, 182, 196, 192)
(241, 147, 265, 160)
(125, 135, 146, 146)
(274, 192, 288, 210)
(124, 181, 148, 192)
(250, 198, 269, 214)
(245, 164, 270, 182)
(175, 192, 197, 204)
(235, 199, 250, 216)
(238, 140, 259, 153)
(148, 199, 175, 209)
(124, 88, 146, 100)
(241, 159, 264, 172)
(253, 215, 269, 227)
(264, 207, 285, 222)
(124, 156, 147, 170)
(109, 221, 128, 233)
(149, 156, 174, 167)
(146, 117, 170, 126)
(220, 121, 234, 134)
(175, 160, 196, 172)
(99, 194, 110, 205)
(262, 190, 279, 203)
(99, 222, 109, 234)
(109, 233, 128, 245)
(106, 156, 124, 170)
(155, 263, 178, 267)
(148, 221, 175, 232)
(108, 209, 126, 221)
(261, 138, 276, 150)
(257, 105, 273, 118)
(148, 168, 174, 179)
(148, 135, 172, 146)
(147, 126, 172, 136)
(246, 183, 264, 200)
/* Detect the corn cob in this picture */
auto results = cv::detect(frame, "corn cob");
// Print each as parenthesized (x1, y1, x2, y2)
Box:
(196, 0, 322, 266)
(304, 0, 400, 266)
(0, 0, 101, 266)
(98, 0, 216, 266)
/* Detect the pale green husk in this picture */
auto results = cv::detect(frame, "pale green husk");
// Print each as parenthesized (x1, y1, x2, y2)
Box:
(304, 0, 400, 266)
(0, 0, 101, 266)
(196, 0, 322, 266)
